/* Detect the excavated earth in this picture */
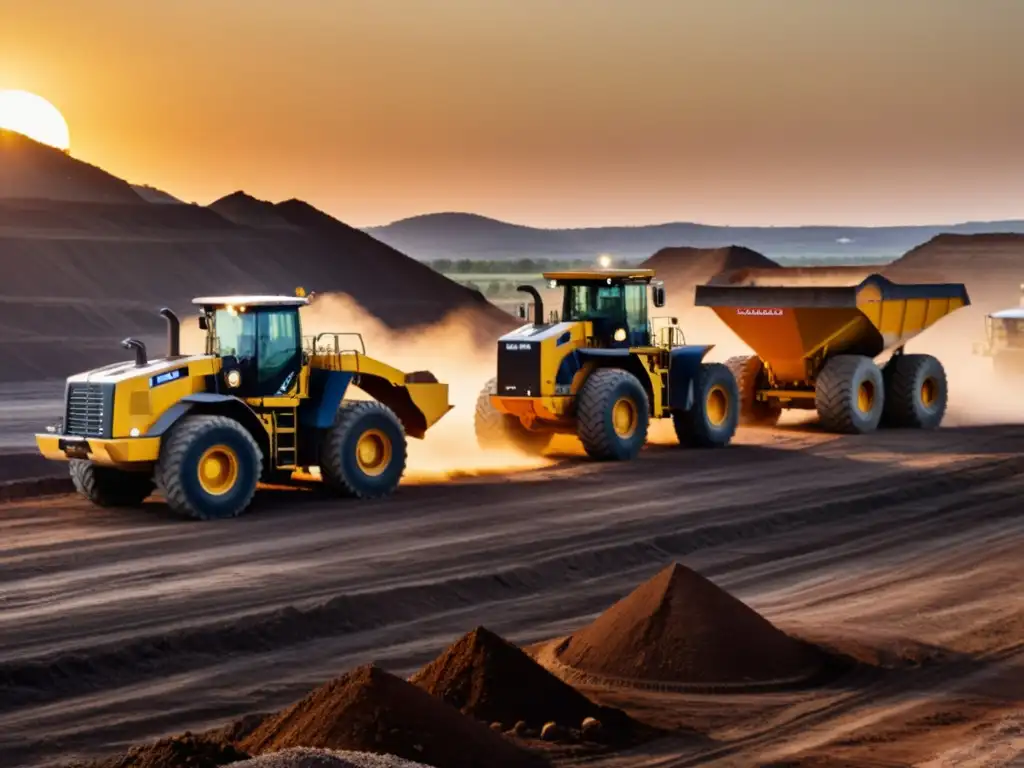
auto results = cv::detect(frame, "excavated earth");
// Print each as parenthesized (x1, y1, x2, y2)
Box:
(0, 421, 1021, 768)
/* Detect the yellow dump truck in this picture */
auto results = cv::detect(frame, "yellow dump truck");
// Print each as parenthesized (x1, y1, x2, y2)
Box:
(695, 274, 969, 434)
(36, 291, 452, 519)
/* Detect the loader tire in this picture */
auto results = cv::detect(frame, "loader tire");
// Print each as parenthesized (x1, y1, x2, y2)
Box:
(881, 354, 947, 429)
(320, 400, 407, 499)
(815, 355, 884, 434)
(724, 355, 781, 427)
(156, 415, 262, 520)
(474, 378, 551, 455)
(673, 362, 740, 448)
(70, 460, 154, 507)
(577, 368, 649, 461)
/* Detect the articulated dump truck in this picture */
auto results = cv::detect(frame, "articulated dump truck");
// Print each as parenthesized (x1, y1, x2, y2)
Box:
(36, 290, 452, 520)
(695, 274, 970, 434)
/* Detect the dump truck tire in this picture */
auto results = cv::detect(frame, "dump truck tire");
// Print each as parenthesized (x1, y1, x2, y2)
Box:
(320, 400, 407, 499)
(156, 415, 262, 520)
(577, 368, 650, 460)
(673, 362, 740, 448)
(815, 355, 884, 434)
(474, 378, 551, 455)
(70, 460, 154, 507)
(882, 354, 947, 429)
(724, 355, 782, 427)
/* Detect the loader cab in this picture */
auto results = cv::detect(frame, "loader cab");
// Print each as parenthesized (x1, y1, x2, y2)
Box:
(544, 269, 664, 349)
(193, 295, 309, 399)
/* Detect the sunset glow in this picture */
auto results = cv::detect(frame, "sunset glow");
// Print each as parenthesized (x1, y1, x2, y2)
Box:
(0, 90, 70, 152)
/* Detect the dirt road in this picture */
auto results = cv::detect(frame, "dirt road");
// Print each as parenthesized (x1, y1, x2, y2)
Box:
(0, 424, 1022, 767)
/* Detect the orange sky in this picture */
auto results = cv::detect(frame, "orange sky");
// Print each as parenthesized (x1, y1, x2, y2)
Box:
(2, 0, 1023, 228)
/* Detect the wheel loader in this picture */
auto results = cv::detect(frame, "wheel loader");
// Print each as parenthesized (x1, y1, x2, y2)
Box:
(35, 290, 452, 520)
(695, 274, 970, 433)
(475, 269, 739, 460)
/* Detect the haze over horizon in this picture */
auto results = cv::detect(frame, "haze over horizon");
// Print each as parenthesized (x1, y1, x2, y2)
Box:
(3, 0, 1023, 229)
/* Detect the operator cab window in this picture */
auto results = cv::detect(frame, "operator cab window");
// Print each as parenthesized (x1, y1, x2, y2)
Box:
(563, 284, 626, 322)
(212, 306, 301, 396)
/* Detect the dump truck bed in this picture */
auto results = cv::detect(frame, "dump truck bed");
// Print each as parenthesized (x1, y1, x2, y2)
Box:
(695, 274, 970, 382)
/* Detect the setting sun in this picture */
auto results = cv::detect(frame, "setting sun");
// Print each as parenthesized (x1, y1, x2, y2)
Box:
(0, 90, 70, 152)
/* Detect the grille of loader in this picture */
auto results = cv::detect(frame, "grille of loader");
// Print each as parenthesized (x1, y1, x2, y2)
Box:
(65, 383, 113, 438)
(497, 340, 542, 397)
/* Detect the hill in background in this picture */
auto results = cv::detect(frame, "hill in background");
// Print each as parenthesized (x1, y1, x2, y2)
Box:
(365, 211, 1024, 265)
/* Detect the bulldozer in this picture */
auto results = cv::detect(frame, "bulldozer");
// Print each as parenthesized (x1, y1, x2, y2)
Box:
(695, 274, 970, 433)
(35, 290, 452, 520)
(972, 283, 1024, 377)
(475, 268, 739, 460)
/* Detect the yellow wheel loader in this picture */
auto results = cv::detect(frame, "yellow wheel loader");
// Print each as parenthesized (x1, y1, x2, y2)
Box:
(36, 291, 452, 520)
(476, 269, 739, 460)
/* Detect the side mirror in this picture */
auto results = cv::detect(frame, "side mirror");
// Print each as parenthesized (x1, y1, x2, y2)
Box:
(198, 315, 208, 330)
(671, 317, 678, 325)
(517, 303, 527, 320)
(653, 285, 666, 308)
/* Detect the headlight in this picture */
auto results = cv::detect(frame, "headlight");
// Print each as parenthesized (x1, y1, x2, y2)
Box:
(225, 369, 242, 388)
(613, 328, 627, 342)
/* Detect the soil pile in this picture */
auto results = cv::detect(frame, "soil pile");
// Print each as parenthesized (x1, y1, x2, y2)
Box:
(0, 130, 142, 204)
(409, 626, 629, 732)
(710, 265, 877, 287)
(209, 191, 296, 229)
(640, 245, 780, 296)
(70, 732, 248, 768)
(230, 747, 435, 767)
(0, 138, 514, 383)
(555, 562, 821, 686)
(241, 664, 548, 768)
(882, 233, 1024, 305)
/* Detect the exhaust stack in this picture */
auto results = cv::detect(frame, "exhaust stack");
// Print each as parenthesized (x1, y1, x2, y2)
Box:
(160, 307, 181, 357)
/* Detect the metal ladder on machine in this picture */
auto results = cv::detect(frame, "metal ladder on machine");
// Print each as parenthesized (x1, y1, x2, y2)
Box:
(273, 408, 298, 470)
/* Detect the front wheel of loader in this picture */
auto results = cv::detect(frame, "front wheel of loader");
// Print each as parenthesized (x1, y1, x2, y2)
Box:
(673, 362, 740, 448)
(881, 354, 947, 429)
(815, 355, 884, 434)
(724, 355, 781, 427)
(474, 378, 552, 456)
(320, 400, 408, 499)
(70, 460, 154, 507)
(576, 368, 650, 461)
(156, 415, 262, 520)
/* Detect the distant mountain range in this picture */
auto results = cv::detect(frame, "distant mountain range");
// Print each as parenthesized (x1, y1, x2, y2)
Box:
(364, 212, 1024, 265)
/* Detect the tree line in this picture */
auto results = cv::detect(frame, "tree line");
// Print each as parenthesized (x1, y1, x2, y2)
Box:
(426, 258, 638, 274)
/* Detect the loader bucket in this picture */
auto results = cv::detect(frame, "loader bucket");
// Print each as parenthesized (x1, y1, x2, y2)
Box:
(694, 274, 970, 382)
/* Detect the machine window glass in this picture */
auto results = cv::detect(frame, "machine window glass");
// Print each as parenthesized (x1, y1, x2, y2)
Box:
(563, 284, 626, 322)
(257, 309, 301, 391)
(624, 284, 646, 330)
(214, 309, 256, 359)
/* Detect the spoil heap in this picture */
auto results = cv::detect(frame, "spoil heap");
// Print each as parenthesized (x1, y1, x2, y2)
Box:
(241, 664, 548, 768)
(409, 626, 630, 733)
(72, 732, 248, 768)
(556, 563, 820, 686)
(640, 245, 780, 297)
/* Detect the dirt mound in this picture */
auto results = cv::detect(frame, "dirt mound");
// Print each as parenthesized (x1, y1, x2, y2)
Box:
(70, 732, 248, 768)
(241, 664, 548, 768)
(555, 562, 820, 685)
(0, 130, 143, 204)
(642, 245, 780, 290)
(710, 265, 877, 287)
(209, 191, 296, 229)
(882, 233, 1024, 306)
(0, 186, 513, 383)
(410, 626, 629, 731)
(231, 747, 434, 767)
